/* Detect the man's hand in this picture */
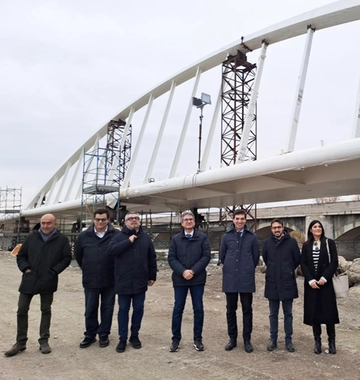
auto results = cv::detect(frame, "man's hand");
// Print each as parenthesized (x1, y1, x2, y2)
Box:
(182, 269, 194, 280)
(129, 235, 137, 243)
(148, 280, 155, 286)
(25, 269, 31, 273)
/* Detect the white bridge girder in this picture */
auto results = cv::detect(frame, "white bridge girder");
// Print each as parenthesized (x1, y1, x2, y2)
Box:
(21, 0, 360, 221)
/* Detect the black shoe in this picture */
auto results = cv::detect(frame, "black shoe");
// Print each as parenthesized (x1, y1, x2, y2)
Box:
(328, 339, 336, 354)
(225, 339, 237, 351)
(193, 339, 204, 351)
(99, 335, 109, 348)
(267, 339, 277, 351)
(39, 342, 52, 354)
(80, 337, 96, 349)
(244, 340, 253, 353)
(116, 340, 127, 353)
(314, 339, 321, 354)
(169, 341, 179, 352)
(129, 336, 142, 349)
(285, 341, 295, 352)
(4, 343, 26, 357)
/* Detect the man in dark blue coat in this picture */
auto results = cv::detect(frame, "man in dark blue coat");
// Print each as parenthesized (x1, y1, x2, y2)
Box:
(75, 208, 120, 349)
(220, 209, 259, 353)
(262, 219, 301, 352)
(4, 214, 71, 357)
(107, 212, 157, 353)
(168, 210, 211, 353)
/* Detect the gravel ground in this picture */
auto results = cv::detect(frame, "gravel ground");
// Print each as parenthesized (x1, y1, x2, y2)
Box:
(1, 250, 359, 380)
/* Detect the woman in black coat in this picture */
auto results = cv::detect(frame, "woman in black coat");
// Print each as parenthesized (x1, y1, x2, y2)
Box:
(300, 220, 339, 355)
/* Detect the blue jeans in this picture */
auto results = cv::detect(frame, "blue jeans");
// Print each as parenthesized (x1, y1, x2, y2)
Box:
(84, 286, 115, 338)
(17, 292, 54, 345)
(117, 292, 146, 340)
(226, 292, 253, 341)
(269, 299, 293, 342)
(171, 284, 205, 342)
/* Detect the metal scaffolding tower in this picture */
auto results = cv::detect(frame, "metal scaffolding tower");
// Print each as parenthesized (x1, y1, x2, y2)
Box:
(221, 50, 258, 229)
(81, 119, 131, 226)
(0, 187, 24, 249)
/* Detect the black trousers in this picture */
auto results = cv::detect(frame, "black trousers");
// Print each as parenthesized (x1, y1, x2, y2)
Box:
(312, 323, 335, 339)
(226, 292, 253, 341)
(17, 292, 54, 345)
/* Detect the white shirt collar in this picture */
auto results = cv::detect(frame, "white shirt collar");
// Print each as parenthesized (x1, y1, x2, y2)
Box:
(94, 225, 108, 238)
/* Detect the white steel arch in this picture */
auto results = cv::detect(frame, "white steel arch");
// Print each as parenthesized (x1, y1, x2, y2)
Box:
(23, 0, 360, 220)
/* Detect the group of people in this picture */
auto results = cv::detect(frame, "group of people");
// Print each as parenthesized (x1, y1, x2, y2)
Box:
(4, 209, 340, 358)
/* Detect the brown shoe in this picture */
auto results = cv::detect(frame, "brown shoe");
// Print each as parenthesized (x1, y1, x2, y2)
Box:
(39, 342, 52, 354)
(4, 343, 26, 357)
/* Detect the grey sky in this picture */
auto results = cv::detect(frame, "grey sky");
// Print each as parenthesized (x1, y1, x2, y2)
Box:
(1, 0, 358, 207)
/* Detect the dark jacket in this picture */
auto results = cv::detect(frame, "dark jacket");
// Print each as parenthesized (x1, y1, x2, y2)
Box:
(301, 238, 339, 325)
(168, 229, 211, 287)
(74, 223, 120, 289)
(107, 225, 157, 295)
(16, 229, 72, 295)
(262, 231, 300, 301)
(220, 224, 259, 293)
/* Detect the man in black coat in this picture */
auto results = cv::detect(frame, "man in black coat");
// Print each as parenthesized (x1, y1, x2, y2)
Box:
(74, 208, 120, 349)
(4, 214, 72, 357)
(107, 212, 157, 353)
(220, 209, 259, 353)
(168, 210, 211, 353)
(262, 219, 300, 353)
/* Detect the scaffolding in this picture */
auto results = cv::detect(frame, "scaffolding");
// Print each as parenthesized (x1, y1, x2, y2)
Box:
(81, 119, 131, 226)
(0, 187, 25, 250)
(221, 50, 258, 229)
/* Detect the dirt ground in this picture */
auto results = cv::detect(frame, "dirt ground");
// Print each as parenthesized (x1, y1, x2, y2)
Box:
(1, 250, 359, 380)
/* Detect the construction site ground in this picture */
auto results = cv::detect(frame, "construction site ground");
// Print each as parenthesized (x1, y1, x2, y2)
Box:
(1, 250, 359, 380)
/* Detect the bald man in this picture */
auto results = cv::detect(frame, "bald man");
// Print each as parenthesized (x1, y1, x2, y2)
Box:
(5, 214, 72, 357)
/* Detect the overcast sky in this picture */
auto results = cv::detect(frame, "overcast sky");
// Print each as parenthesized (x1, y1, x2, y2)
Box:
(1, 0, 359, 207)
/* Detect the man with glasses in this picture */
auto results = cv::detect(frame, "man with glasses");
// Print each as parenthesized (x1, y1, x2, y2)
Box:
(262, 219, 300, 352)
(168, 210, 211, 353)
(220, 209, 259, 353)
(5, 214, 71, 357)
(75, 208, 120, 349)
(107, 212, 157, 353)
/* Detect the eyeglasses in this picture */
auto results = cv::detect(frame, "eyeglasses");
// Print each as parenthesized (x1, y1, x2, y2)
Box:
(271, 226, 283, 229)
(183, 218, 194, 222)
(126, 217, 140, 221)
(94, 218, 107, 222)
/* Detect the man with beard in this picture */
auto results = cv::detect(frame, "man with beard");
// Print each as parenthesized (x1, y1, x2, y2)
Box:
(262, 219, 300, 352)
(107, 212, 157, 353)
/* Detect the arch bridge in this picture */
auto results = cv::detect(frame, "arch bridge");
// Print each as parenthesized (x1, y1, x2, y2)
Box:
(19, 0, 360, 226)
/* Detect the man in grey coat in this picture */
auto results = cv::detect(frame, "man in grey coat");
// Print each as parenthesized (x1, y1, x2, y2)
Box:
(262, 219, 300, 352)
(220, 209, 259, 353)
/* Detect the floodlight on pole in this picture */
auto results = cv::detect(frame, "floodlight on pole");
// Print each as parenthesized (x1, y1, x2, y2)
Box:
(192, 93, 211, 172)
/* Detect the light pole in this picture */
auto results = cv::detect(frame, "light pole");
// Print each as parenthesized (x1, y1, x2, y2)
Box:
(192, 93, 211, 172)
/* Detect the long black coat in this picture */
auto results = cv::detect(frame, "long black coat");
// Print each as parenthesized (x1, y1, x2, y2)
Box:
(220, 225, 259, 293)
(74, 224, 120, 289)
(16, 230, 72, 294)
(107, 225, 157, 295)
(301, 238, 339, 325)
(168, 229, 211, 287)
(262, 232, 300, 301)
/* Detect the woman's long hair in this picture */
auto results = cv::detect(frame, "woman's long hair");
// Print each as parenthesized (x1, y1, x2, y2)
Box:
(307, 219, 325, 242)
